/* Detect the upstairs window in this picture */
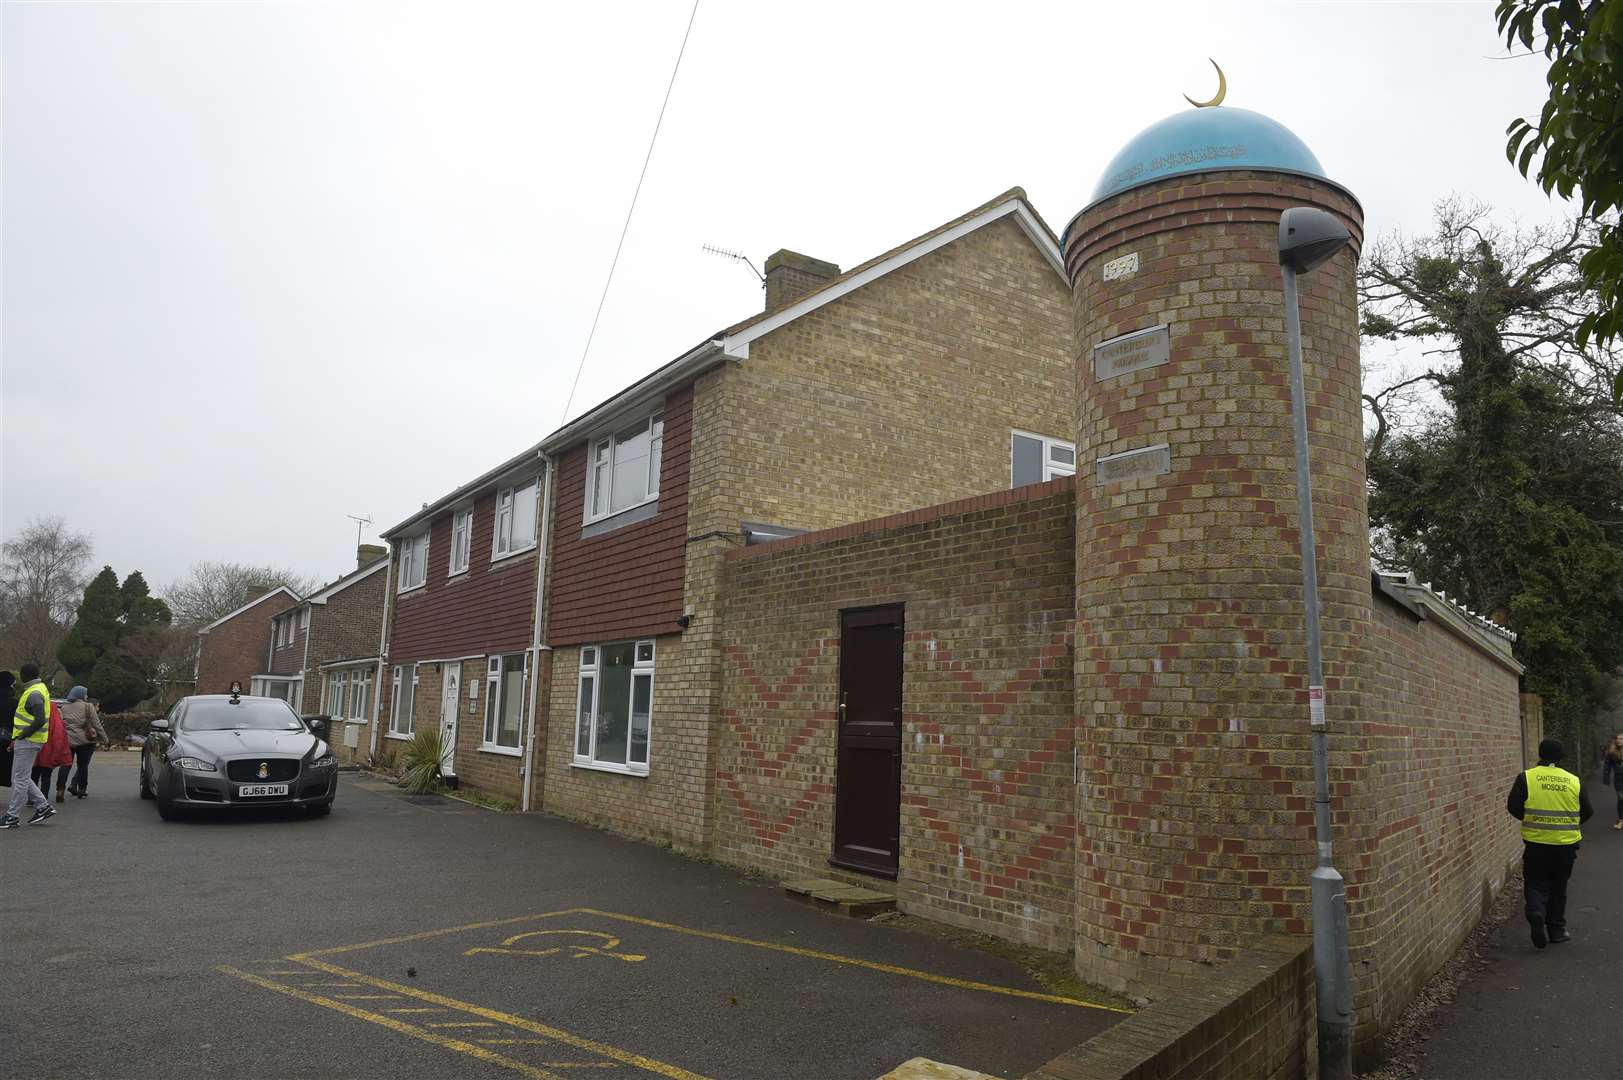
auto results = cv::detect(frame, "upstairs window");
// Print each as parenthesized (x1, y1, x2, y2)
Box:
(397, 533, 428, 592)
(494, 478, 539, 559)
(586, 412, 663, 524)
(1011, 430, 1076, 487)
(449, 509, 473, 576)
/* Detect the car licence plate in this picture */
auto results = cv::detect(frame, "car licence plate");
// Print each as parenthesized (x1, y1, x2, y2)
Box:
(237, 784, 289, 798)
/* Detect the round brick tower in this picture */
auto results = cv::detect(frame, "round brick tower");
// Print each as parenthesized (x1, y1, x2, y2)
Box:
(1062, 106, 1368, 995)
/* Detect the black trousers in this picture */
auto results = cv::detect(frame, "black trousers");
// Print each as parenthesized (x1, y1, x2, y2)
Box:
(1523, 841, 1580, 930)
(58, 745, 94, 792)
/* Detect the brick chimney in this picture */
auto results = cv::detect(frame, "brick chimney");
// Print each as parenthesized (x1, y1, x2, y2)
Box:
(357, 543, 387, 569)
(764, 249, 839, 312)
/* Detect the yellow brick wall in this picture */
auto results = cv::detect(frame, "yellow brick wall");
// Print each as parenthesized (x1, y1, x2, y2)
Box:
(701, 214, 1074, 535)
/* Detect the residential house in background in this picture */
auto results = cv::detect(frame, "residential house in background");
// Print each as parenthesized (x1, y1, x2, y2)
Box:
(251, 601, 310, 706)
(297, 544, 391, 764)
(369, 455, 546, 798)
(194, 585, 301, 696)
(532, 186, 1074, 851)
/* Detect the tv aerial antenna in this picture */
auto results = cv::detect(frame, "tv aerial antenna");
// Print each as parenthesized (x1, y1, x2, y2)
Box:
(702, 244, 763, 284)
(346, 513, 374, 548)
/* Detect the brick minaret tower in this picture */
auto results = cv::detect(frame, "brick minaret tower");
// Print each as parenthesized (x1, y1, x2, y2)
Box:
(1062, 105, 1367, 995)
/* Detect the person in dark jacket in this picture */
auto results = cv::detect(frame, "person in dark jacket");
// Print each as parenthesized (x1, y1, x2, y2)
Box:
(0, 670, 15, 788)
(1507, 737, 1593, 947)
(1602, 733, 1623, 831)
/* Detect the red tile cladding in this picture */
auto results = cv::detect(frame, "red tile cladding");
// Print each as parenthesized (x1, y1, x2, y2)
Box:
(547, 385, 691, 646)
(390, 479, 540, 664)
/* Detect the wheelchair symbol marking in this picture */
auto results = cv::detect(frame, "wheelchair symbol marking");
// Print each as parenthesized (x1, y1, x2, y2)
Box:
(464, 929, 646, 963)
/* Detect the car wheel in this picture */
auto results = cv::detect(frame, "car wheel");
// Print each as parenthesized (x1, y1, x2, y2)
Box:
(156, 797, 183, 822)
(139, 761, 154, 800)
(308, 801, 332, 818)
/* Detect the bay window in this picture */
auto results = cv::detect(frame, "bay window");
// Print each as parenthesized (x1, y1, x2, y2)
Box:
(574, 640, 654, 774)
(585, 412, 663, 524)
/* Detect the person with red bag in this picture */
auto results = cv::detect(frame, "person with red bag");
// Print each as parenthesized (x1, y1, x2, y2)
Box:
(33, 692, 75, 803)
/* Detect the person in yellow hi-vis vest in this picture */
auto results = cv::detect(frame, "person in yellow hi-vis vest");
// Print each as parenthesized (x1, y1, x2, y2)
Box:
(4, 662, 57, 828)
(1506, 738, 1593, 948)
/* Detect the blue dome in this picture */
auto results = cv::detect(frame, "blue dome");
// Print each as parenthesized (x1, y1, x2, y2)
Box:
(1090, 107, 1327, 204)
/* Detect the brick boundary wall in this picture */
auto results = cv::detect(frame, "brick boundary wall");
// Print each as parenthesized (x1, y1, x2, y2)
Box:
(1025, 936, 1315, 1080)
(720, 477, 1078, 948)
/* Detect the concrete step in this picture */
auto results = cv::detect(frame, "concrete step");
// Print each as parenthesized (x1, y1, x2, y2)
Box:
(782, 876, 897, 918)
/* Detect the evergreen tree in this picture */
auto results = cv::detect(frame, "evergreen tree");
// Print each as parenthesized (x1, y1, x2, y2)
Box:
(57, 566, 123, 680)
(120, 571, 171, 629)
(89, 649, 151, 713)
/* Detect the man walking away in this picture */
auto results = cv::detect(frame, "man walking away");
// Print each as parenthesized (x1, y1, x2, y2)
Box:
(3, 663, 56, 828)
(1506, 737, 1592, 947)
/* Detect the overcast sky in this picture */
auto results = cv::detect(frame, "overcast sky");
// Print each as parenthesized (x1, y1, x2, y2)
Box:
(1, 0, 1565, 595)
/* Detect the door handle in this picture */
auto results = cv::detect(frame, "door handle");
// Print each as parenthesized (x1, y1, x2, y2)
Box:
(839, 692, 848, 720)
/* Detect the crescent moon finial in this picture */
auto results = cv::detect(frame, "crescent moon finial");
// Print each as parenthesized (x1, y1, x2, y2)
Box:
(1184, 58, 1227, 108)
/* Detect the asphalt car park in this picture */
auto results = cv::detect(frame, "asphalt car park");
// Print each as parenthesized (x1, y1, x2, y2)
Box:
(1, 756, 1122, 1079)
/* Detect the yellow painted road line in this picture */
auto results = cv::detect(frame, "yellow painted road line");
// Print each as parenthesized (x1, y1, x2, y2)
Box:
(217, 966, 566, 1080)
(386, 1007, 448, 1014)
(331, 994, 406, 1000)
(299, 909, 581, 958)
(296, 907, 1127, 1014)
(574, 909, 1132, 1014)
(426, 1021, 500, 1028)
(303, 982, 363, 987)
(479, 1039, 555, 1045)
(287, 955, 712, 1080)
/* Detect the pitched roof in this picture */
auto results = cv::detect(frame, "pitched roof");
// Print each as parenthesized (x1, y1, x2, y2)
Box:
(195, 585, 301, 635)
(382, 187, 1062, 539)
(717, 187, 1062, 358)
(304, 555, 389, 605)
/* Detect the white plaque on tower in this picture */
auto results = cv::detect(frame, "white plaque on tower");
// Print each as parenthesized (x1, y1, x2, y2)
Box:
(1093, 325, 1170, 381)
(1095, 444, 1172, 485)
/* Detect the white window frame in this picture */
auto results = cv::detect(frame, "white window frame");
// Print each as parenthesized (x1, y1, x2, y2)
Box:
(573, 640, 654, 776)
(389, 663, 418, 738)
(1010, 429, 1076, 486)
(250, 675, 301, 704)
(397, 532, 429, 593)
(492, 477, 539, 561)
(328, 670, 348, 718)
(449, 509, 473, 576)
(481, 652, 528, 755)
(584, 411, 664, 525)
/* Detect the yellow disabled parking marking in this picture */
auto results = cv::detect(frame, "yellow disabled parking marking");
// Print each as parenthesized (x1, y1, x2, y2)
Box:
(283, 954, 710, 1080)
(217, 966, 574, 1080)
(465, 929, 646, 963)
(297, 907, 1127, 1013)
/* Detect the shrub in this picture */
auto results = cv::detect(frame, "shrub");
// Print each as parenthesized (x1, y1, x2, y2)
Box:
(401, 726, 447, 794)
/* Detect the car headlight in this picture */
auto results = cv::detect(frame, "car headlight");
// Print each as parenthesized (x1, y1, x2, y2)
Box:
(171, 757, 216, 772)
(309, 753, 337, 770)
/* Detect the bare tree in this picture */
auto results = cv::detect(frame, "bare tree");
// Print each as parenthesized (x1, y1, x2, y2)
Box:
(0, 516, 94, 677)
(162, 561, 321, 627)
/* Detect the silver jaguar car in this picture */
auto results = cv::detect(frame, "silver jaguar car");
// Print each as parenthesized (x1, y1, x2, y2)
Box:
(139, 693, 337, 821)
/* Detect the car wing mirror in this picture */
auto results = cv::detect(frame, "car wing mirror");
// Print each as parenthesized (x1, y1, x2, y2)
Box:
(303, 715, 330, 740)
(148, 718, 170, 733)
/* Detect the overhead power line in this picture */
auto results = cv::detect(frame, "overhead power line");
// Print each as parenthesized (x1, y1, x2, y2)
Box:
(558, 0, 702, 426)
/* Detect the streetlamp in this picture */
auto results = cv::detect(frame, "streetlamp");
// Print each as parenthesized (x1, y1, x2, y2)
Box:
(1278, 205, 1355, 1080)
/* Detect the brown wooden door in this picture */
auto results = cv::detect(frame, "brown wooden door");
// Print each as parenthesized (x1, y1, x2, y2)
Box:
(832, 605, 904, 877)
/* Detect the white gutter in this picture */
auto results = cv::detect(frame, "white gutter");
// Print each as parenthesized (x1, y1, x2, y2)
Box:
(298, 603, 312, 713)
(370, 542, 396, 760)
(521, 451, 555, 813)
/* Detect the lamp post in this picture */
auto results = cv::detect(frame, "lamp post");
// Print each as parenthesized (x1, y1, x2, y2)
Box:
(1278, 205, 1355, 1080)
